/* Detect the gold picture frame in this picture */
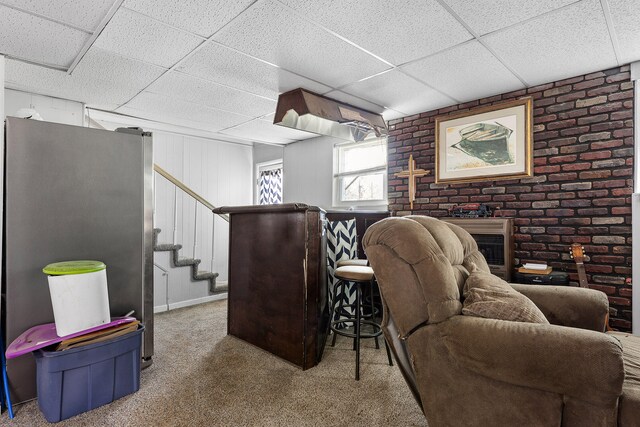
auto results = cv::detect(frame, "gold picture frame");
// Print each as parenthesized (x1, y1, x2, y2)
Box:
(435, 98, 533, 184)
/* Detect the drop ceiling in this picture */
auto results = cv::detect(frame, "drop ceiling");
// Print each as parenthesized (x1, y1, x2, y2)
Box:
(1, 0, 639, 145)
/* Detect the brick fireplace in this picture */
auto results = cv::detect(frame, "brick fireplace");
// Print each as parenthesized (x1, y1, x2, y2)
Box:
(387, 65, 633, 330)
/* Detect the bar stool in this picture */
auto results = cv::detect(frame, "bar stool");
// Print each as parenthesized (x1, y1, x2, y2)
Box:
(330, 265, 393, 380)
(336, 259, 369, 268)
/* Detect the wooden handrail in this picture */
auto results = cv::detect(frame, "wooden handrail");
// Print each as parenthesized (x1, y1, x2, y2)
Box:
(153, 164, 229, 222)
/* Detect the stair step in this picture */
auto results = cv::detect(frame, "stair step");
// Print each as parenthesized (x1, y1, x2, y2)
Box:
(154, 227, 225, 296)
(194, 270, 218, 280)
(154, 243, 181, 251)
(175, 257, 200, 267)
(211, 282, 228, 294)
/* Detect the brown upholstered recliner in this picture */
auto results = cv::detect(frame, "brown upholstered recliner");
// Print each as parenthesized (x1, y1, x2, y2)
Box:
(363, 215, 640, 427)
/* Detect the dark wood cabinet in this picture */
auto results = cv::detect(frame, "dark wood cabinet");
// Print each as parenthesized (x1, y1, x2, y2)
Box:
(215, 204, 329, 370)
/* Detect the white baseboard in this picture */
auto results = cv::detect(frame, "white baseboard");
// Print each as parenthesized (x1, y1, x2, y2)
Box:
(154, 281, 228, 313)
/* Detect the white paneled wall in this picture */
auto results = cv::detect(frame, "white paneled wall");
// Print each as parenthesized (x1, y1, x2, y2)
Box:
(4, 89, 84, 126)
(153, 131, 252, 310)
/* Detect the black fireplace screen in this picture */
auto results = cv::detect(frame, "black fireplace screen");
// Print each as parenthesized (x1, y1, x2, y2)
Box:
(471, 234, 504, 265)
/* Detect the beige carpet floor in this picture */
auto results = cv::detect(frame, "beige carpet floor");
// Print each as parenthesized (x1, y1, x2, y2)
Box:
(3, 300, 426, 426)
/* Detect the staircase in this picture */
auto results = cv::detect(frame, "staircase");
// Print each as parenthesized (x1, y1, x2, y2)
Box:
(153, 228, 228, 294)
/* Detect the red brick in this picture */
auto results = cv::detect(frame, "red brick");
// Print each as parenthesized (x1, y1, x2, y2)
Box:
(589, 102, 623, 114)
(612, 207, 632, 214)
(606, 72, 630, 83)
(592, 179, 626, 189)
(586, 265, 613, 273)
(560, 144, 589, 154)
(548, 137, 577, 147)
(531, 218, 560, 225)
(548, 172, 578, 181)
(574, 78, 605, 89)
(611, 110, 633, 120)
(546, 209, 575, 216)
(579, 170, 612, 180)
(561, 199, 591, 207)
(580, 151, 611, 160)
(561, 163, 591, 171)
(613, 168, 633, 177)
(547, 119, 576, 130)
(547, 192, 576, 200)
(590, 139, 623, 150)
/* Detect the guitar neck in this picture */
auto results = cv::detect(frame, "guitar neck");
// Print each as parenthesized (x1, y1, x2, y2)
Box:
(575, 261, 589, 288)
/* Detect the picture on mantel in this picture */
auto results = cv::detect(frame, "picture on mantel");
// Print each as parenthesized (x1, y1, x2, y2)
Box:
(435, 98, 533, 184)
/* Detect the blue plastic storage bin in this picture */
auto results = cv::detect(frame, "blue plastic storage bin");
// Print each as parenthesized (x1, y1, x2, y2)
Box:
(34, 325, 144, 423)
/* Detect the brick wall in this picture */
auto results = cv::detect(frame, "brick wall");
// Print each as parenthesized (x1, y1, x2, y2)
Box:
(387, 65, 634, 330)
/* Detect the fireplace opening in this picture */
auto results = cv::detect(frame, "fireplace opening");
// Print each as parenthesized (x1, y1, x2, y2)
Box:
(471, 234, 505, 265)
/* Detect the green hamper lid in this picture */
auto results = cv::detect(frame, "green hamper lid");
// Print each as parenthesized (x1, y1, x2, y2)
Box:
(42, 260, 107, 276)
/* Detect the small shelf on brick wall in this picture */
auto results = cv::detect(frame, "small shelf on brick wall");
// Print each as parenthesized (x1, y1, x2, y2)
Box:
(441, 217, 514, 281)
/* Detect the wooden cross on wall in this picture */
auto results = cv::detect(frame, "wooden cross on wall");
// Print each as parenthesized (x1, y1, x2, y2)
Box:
(395, 154, 430, 210)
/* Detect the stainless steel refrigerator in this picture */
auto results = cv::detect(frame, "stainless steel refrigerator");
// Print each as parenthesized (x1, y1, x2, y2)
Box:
(2, 117, 154, 403)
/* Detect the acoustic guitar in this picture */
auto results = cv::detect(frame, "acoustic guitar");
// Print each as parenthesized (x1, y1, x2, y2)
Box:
(569, 243, 589, 288)
(569, 243, 613, 331)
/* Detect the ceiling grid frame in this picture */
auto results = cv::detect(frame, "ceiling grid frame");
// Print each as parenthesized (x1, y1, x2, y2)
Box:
(436, 0, 530, 87)
(272, 0, 464, 107)
(2, 0, 640, 145)
(599, 0, 623, 65)
(67, 0, 125, 74)
(0, 1, 94, 33)
(115, 0, 261, 109)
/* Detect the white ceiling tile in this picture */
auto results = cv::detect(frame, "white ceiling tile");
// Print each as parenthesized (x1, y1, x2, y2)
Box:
(402, 41, 524, 102)
(382, 110, 406, 121)
(147, 71, 277, 117)
(5, 49, 166, 109)
(212, 0, 390, 88)
(482, 0, 617, 86)
(123, 91, 253, 132)
(0, 5, 90, 68)
(116, 105, 226, 133)
(94, 8, 202, 68)
(443, 0, 578, 36)
(220, 118, 316, 144)
(277, 0, 472, 65)
(176, 42, 331, 99)
(0, 0, 115, 32)
(123, 0, 255, 38)
(608, 0, 640, 64)
(342, 70, 455, 115)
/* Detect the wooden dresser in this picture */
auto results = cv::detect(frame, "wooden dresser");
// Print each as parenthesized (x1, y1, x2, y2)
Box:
(214, 204, 329, 370)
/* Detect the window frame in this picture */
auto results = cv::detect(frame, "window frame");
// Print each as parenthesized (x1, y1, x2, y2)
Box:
(332, 138, 388, 208)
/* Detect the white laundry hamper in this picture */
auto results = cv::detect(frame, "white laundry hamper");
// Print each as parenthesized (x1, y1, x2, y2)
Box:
(42, 260, 111, 337)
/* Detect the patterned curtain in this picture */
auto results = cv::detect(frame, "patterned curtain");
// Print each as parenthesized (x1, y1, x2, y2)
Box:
(327, 219, 358, 326)
(259, 168, 283, 205)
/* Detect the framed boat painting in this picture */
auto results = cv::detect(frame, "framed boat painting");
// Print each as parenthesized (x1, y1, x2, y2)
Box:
(435, 98, 533, 184)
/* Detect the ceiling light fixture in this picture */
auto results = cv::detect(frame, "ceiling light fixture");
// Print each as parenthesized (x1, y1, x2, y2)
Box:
(273, 88, 388, 142)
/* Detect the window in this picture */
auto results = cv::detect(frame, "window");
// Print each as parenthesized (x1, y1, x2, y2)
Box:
(333, 138, 387, 207)
(256, 160, 283, 205)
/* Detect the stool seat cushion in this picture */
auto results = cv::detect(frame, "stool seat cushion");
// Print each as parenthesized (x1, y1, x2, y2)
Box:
(337, 259, 369, 267)
(335, 266, 374, 281)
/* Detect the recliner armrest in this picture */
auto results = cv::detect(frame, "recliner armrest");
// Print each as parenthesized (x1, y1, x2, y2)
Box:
(440, 315, 624, 405)
(510, 284, 609, 332)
